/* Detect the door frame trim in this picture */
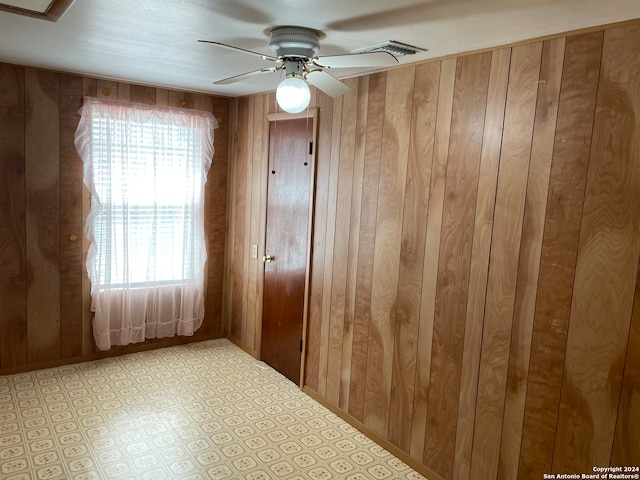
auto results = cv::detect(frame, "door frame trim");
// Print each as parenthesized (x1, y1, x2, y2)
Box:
(263, 108, 318, 388)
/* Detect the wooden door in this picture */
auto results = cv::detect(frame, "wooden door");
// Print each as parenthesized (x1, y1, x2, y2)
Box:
(261, 117, 313, 383)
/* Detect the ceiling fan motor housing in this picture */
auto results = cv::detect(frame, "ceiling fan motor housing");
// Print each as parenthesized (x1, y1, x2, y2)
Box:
(269, 26, 320, 60)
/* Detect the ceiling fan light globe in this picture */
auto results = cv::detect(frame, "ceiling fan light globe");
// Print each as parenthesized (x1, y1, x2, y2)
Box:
(276, 77, 310, 113)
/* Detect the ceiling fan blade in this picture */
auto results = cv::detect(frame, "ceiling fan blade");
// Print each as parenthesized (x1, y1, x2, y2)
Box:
(198, 40, 277, 62)
(214, 67, 279, 85)
(306, 70, 351, 98)
(314, 51, 398, 69)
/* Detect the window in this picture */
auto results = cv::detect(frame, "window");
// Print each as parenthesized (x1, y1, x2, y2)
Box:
(75, 97, 217, 350)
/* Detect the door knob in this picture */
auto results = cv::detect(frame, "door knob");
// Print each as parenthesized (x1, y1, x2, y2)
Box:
(263, 254, 274, 263)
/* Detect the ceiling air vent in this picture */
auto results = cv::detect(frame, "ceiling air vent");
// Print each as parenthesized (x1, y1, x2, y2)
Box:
(355, 40, 427, 57)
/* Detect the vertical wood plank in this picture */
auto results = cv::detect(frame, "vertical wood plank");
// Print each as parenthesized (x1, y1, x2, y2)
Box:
(206, 96, 230, 336)
(130, 84, 156, 105)
(305, 91, 334, 392)
(168, 90, 192, 109)
(498, 38, 565, 480)
(470, 42, 543, 480)
(611, 258, 640, 466)
(424, 52, 490, 478)
(245, 96, 262, 351)
(453, 46, 511, 480)
(410, 57, 456, 460)
(59, 73, 84, 359)
(82, 77, 97, 98)
(25, 68, 61, 363)
(518, 31, 604, 479)
(340, 76, 369, 410)
(317, 93, 343, 397)
(192, 93, 222, 335)
(388, 62, 439, 452)
(240, 96, 254, 345)
(254, 94, 270, 353)
(0, 65, 27, 368)
(347, 72, 386, 421)
(363, 66, 416, 437)
(81, 77, 97, 354)
(222, 98, 238, 337)
(192, 93, 213, 263)
(553, 25, 640, 473)
(229, 97, 251, 340)
(116, 82, 130, 102)
(97, 79, 117, 99)
(156, 88, 169, 107)
(267, 92, 276, 114)
(327, 77, 359, 405)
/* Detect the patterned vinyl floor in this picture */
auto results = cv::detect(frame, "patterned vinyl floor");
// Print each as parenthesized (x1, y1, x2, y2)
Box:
(0, 339, 428, 480)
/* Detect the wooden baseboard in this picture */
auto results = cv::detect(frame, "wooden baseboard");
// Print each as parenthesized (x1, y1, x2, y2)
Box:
(0, 332, 225, 376)
(302, 386, 444, 480)
(225, 334, 259, 359)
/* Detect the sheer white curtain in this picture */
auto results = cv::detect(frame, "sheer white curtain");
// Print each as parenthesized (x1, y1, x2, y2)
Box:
(74, 97, 218, 351)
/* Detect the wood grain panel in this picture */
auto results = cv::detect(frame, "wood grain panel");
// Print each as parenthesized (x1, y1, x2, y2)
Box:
(207, 95, 230, 336)
(339, 76, 369, 410)
(518, 31, 604, 480)
(116, 82, 130, 102)
(193, 93, 214, 310)
(239, 96, 258, 348)
(348, 72, 386, 421)
(410, 57, 455, 461)
(498, 38, 565, 480)
(155, 89, 169, 107)
(81, 77, 97, 355)
(317, 93, 344, 397)
(553, 25, 640, 473)
(363, 67, 415, 438)
(193, 93, 218, 337)
(611, 258, 640, 466)
(189, 93, 217, 343)
(255, 95, 271, 352)
(0, 65, 27, 368)
(83, 77, 97, 98)
(168, 90, 192, 109)
(246, 95, 263, 351)
(327, 77, 359, 405)
(25, 69, 61, 363)
(388, 62, 439, 452)
(97, 79, 117, 99)
(130, 84, 156, 105)
(470, 42, 542, 480)
(221, 98, 238, 336)
(305, 90, 335, 392)
(59, 73, 84, 359)
(453, 47, 510, 480)
(229, 97, 251, 341)
(424, 52, 490, 478)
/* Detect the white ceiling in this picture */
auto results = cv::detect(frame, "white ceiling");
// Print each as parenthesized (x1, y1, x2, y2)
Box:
(1, 0, 639, 98)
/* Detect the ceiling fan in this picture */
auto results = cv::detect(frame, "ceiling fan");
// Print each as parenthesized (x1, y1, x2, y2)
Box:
(199, 26, 399, 112)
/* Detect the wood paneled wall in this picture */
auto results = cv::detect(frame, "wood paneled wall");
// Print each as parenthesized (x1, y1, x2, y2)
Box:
(0, 64, 230, 374)
(226, 24, 640, 479)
